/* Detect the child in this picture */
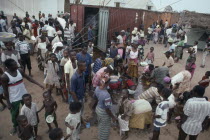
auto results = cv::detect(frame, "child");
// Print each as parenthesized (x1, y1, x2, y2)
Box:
(17, 115, 34, 140)
(118, 89, 134, 140)
(138, 34, 146, 60)
(144, 47, 154, 64)
(125, 41, 132, 63)
(44, 53, 65, 100)
(0, 67, 6, 111)
(49, 128, 71, 140)
(20, 94, 39, 139)
(185, 57, 196, 80)
(38, 91, 58, 132)
(65, 102, 82, 140)
(199, 71, 210, 90)
(152, 88, 171, 140)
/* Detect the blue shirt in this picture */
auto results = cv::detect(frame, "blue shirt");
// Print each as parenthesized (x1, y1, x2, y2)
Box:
(76, 52, 92, 76)
(88, 28, 93, 41)
(70, 71, 86, 100)
(110, 46, 118, 58)
(93, 58, 102, 73)
(94, 87, 112, 109)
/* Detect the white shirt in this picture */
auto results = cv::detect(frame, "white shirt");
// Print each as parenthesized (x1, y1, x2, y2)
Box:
(1, 50, 21, 67)
(65, 112, 81, 135)
(193, 45, 197, 54)
(117, 35, 123, 44)
(20, 103, 38, 126)
(148, 27, 153, 34)
(131, 35, 139, 43)
(46, 26, 56, 37)
(165, 21, 169, 28)
(130, 50, 138, 59)
(166, 28, 172, 37)
(69, 23, 76, 34)
(154, 101, 169, 128)
(0, 19, 6, 32)
(64, 59, 77, 87)
(40, 17, 47, 23)
(126, 45, 132, 53)
(184, 35, 188, 44)
(4, 70, 28, 103)
(182, 98, 210, 135)
(38, 42, 47, 54)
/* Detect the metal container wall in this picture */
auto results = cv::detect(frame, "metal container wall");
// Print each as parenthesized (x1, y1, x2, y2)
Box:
(70, 4, 180, 41)
(108, 7, 143, 40)
(70, 4, 84, 33)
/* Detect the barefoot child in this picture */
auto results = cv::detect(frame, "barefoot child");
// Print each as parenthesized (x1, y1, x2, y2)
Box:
(65, 102, 82, 140)
(17, 115, 34, 140)
(38, 91, 58, 132)
(0, 67, 6, 111)
(44, 53, 65, 101)
(118, 89, 134, 140)
(144, 47, 154, 64)
(152, 88, 171, 140)
(20, 94, 39, 139)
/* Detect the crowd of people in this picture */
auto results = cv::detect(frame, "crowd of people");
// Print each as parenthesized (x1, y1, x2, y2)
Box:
(0, 10, 210, 140)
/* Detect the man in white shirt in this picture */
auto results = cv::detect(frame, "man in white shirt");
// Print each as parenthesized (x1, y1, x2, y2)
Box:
(117, 31, 124, 44)
(40, 13, 47, 23)
(193, 41, 198, 54)
(0, 15, 7, 32)
(64, 50, 77, 103)
(178, 85, 210, 140)
(164, 27, 172, 47)
(165, 20, 169, 28)
(163, 51, 174, 69)
(131, 31, 139, 43)
(46, 22, 56, 42)
(184, 31, 188, 45)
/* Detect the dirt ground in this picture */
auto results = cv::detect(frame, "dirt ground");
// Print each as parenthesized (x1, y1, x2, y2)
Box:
(1, 42, 210, 140)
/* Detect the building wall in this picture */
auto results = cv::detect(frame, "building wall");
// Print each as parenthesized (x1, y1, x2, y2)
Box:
(70, 4, 180, 41)
(70, 0, 156, 10)
(0, 0, 65, 18)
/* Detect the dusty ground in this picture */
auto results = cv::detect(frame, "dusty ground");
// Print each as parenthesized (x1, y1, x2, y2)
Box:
(1, 42, 210, 140)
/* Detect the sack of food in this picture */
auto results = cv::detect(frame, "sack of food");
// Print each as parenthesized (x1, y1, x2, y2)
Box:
(133, 99, 152, 114)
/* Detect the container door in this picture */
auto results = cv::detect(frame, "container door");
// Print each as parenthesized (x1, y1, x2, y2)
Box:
(97, 8, 109, 52)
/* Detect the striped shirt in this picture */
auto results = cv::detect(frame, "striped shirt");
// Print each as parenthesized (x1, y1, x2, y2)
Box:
(138, 87, 161, 103)
(182, 98, 210, 135)
(93, 58, 103, 74)
(15, 40, 30, 54)
(154, 101, 169, 128)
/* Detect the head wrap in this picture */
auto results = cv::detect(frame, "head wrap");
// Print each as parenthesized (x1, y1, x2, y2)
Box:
(164, 76, 171, 83)
(52, 42, 63, 53)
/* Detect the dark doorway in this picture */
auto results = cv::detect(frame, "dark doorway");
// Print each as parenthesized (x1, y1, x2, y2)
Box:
(84, 7, 99, 45)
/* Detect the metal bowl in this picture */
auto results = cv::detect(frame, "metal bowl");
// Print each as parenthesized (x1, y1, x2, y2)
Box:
(0, 32, 16, 42)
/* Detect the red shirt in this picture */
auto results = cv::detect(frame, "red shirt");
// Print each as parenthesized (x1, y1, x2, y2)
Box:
(126, 79, 135, 88)
(32, 23, 39, 37)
